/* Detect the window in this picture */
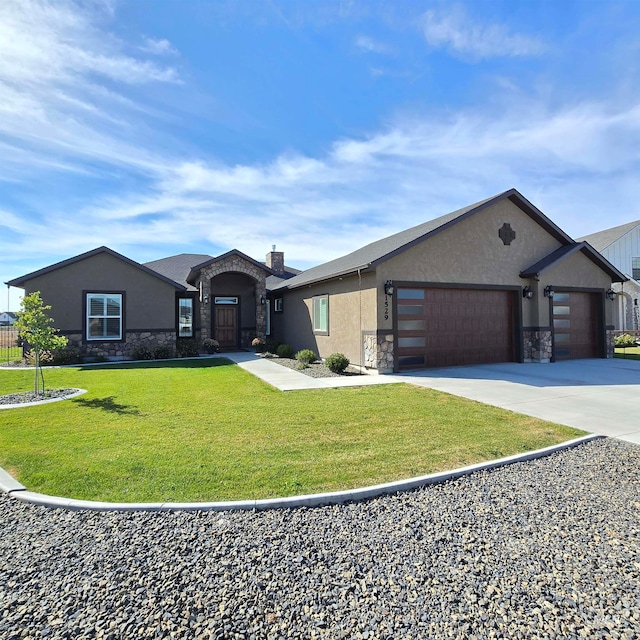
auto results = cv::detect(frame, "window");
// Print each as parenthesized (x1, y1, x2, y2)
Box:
(632, 257, 640, 280)
(312, 295, 329, 335)
(214, 296, 238, 305)
(178, 297, 193, 337)
(274, 298, 283, 312)
(87, 293, 122, 340)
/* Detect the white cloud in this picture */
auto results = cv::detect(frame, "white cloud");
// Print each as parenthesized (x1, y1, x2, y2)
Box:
(422, 5, 546, 60)
(140, 37, 179, 56)
(355, 35, 393, 55)
(0, 0, 181, 179)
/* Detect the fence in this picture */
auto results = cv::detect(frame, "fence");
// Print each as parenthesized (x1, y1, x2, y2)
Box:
(0, 326, 22, 364)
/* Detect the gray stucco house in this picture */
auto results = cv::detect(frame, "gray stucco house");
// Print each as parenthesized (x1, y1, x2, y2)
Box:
(7, 189, 626, 371)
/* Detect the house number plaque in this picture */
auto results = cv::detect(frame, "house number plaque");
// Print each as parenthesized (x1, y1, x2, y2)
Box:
(384, 294, 389, 321)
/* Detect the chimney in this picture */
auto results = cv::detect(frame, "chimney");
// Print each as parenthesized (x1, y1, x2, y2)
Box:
(266, 245, 285, 276)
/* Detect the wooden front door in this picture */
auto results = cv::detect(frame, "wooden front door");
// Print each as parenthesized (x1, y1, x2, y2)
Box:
(215, 306, 238, 349)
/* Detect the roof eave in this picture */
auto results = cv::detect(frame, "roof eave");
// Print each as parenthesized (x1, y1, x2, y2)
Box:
(272, 264, 372, 291)
(520, 242, 628, 283)
(6, 246, 187, 291)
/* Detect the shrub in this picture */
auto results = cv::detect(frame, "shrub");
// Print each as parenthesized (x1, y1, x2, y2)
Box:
(26, 349, 52, 366)
(153, 345, 173, 360)
(252, 337, 266, 353)
(295, 349, 317, 364)
(614, 333, 637, 348)
(261, 351, 275, 358)
(50, 346, 83, 365)
(325, 352, 350, 374)
(176, 340, 199, 358)
(130, 345, 155, 360)
(202, 338, 220, 354)
(276, 343, 294, 359)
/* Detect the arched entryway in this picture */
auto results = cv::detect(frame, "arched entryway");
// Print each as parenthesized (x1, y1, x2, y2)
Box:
(190, 249, 269, 350)
(210, 272, 259, 349)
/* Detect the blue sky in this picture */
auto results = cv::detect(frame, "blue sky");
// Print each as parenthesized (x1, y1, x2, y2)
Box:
(3, 0, 640, 310)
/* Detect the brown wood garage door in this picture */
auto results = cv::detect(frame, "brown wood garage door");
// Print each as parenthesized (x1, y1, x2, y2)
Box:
(552, 292, 599, 360)
(397, 287, 516, 369)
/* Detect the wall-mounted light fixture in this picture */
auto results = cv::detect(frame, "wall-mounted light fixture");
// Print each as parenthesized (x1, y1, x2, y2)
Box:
(384, 280, 394, 296)
(260, 294, 266, 305)
(606, 288, 616, 301)
(522, 286, 534, 299)
(203, 294, 210, 305)
(544, 285, 555, 298)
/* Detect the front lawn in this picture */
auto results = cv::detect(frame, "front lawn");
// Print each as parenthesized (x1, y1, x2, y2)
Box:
(0, 359, 584, 502)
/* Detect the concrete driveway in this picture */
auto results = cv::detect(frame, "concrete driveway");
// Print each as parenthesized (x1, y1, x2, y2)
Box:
(398, 358, 640, 444)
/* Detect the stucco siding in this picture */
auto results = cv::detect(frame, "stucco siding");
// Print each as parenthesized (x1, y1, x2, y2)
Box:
(23, 252, 178, 333)
(376, 200, 562, 291)
(273, 272, 377, 366)
(540, 252, 613, 327)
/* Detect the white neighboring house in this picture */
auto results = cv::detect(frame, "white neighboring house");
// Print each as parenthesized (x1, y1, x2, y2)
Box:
(578, 221, 640, 331)
(0, 311, 18, 326)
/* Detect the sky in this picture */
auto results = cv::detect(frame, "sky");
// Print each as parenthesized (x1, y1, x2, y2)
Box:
(3, 0, 640, 310)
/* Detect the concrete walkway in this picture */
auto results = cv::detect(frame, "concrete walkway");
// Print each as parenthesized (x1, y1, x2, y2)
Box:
(225, 353, 640, 445)
(225, 351, 401, 390)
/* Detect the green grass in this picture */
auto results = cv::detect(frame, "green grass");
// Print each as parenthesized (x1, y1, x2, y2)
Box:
(614, 346, 640, 360)
(0, 347, 22, 361)
(0, 359, 584, 502)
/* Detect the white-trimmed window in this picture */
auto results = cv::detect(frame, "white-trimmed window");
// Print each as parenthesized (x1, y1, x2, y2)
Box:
(178, 297, 193, 337)
(312, 295, 329, 335)
(632, 257, 640, 280)
(87, 293, 122, 340)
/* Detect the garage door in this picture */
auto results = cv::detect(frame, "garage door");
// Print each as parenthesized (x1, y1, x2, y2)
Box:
(397, 287, 516, 369)
(552, 292, 599, 360)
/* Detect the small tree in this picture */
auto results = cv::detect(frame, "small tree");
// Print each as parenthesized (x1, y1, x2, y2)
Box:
(15, 292, 68, 395)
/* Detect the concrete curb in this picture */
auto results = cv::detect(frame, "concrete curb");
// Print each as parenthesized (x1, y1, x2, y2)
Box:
(0, 434, 603, 512)
(0, 389, 87, 410)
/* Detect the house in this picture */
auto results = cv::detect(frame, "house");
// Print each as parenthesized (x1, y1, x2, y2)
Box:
(577, 220, 640, 331)
(269, 189, 625, 371)
(5, 245, 299, 359)
(6, 189, 626, 371)
(0, 312, 17, 326)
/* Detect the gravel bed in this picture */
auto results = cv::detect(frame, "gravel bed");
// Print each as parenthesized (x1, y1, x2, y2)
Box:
(0, 389, 80, 406)
(1, 438, 639, 638)
(264, 356, 362, 378)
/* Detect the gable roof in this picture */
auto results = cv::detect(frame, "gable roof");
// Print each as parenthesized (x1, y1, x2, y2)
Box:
(6, 246, 187, 290)
(144, 253, 213, 291)
(576, 219, 640, 252)
(0, 311, 17, 319)
(273, 188, 576, 291)
(520, 242, 627, 282)
(186, 249, 278, 286)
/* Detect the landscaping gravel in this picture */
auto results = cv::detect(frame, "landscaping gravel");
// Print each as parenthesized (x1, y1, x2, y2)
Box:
(266, 356, 362, 378)
(1, 437, 639, 639)
(0, 389, 80, 406)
